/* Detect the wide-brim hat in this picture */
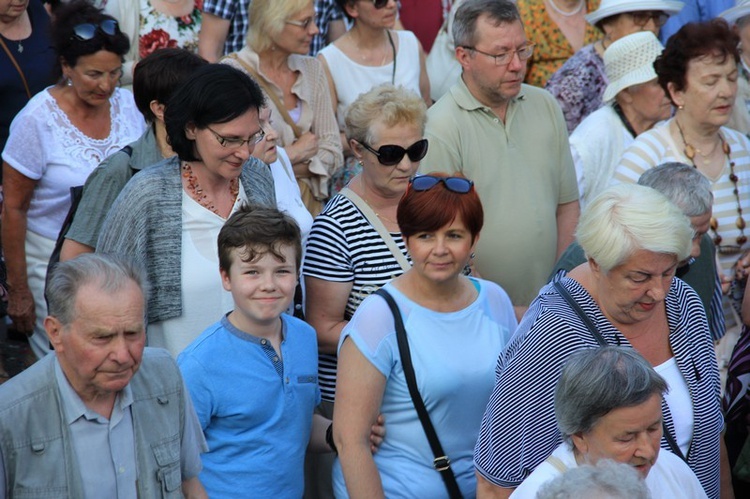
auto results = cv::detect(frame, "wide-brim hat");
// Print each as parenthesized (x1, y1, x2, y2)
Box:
(603, 31, 665, 102)
(719, 0, 750, 25)
(586, 0, 684, 26)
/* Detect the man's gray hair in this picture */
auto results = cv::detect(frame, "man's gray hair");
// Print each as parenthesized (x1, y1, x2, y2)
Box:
(555, 347, 668, 444)
(46, 253, 149, 326)
(537, 460, 649, 499)
(452, 0, 520, 48)
(638, 162, 713, 217)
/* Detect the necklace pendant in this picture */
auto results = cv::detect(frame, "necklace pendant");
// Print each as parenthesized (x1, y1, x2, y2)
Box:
(17, 41, 23, 53)
(684, 144, 696, 160)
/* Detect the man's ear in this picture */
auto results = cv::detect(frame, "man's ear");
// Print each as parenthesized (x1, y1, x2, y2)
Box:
(46, 316, 64, 350)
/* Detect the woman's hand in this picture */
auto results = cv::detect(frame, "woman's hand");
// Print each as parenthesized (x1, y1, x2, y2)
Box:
(287, 131, 319, 166)
(7, 285, 35, 335)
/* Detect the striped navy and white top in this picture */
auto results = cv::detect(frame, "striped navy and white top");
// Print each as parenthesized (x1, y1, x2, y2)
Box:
(473, 276, 723, 498)
(302, 194, 410, 402)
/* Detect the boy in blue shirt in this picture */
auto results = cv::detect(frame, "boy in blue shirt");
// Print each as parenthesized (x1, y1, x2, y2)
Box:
(178, 205, 329, 497)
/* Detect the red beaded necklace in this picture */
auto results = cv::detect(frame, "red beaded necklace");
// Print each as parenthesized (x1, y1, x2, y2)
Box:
(181, 161, 239, 217)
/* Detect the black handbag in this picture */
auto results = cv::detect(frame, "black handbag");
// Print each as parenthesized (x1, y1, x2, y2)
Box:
(375, 288, 464, 499)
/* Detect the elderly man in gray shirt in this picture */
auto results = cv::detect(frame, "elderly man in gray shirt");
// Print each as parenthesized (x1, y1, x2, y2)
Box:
(0, 254, 207, 498)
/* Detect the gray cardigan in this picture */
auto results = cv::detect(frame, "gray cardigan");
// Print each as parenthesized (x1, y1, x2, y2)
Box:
(97, 155, 276, 323)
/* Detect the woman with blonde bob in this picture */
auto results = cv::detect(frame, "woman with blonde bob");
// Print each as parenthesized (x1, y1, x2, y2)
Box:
(474, 183, 727, 498)
(221, 0, 342, 216)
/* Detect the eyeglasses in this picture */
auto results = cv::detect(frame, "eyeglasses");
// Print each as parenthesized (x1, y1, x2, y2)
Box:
(460, 43, 535, 66)
(410, 175, 474, 193)
(207, 126, 265, 148)
(285, 17, 315, 29)
(72, 20, 119, 41)
(371, 0, 390, 8)
(629, 11, 669, 28)
(359, 138, 428, 166)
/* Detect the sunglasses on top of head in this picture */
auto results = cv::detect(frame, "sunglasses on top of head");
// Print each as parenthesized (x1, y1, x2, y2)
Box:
(71, 19, 119, 41)
(409, 175, 474, 194)
(358, 138, 428, 166)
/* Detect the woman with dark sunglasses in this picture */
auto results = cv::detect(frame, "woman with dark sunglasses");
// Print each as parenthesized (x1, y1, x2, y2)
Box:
(303, 84, 428, 498)
(331, 171, 517, 498)
(319, 0, 430, 193)
(2, 0, 144, 359)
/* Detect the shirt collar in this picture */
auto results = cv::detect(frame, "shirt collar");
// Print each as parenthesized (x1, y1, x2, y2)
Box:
(450, 75, 526, 112)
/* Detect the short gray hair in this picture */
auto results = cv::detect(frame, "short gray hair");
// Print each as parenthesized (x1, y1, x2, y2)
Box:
(555, 347, 668, 444)
(452, 0, 520, 48)
(576, 183, 693, 272)
(537, 460, 649, 499)
(637, 162, 713, 217)
(345, 84, 427, 145)
(46, 253, 149, 326)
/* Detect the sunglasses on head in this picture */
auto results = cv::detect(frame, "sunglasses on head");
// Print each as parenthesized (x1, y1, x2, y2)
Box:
(359, 138, 428, 166)
(410, 175, 474, 193)
(372, 0, 390, 8)
(72, 19, 119, 41)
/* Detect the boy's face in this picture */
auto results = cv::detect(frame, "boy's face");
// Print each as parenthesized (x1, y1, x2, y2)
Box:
(221, 245, 298, 333)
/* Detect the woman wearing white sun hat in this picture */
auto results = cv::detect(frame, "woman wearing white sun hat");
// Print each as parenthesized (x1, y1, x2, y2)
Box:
(568, 30, 670, 209)
(545, 0, 683, 134)
(720, 0, 750, 134)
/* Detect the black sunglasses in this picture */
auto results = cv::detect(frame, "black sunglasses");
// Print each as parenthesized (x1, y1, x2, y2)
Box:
(72, 20, 119, 41)
(410, 175, 474, 193)
(372, 0, 390, 8)
(359, 138, 428, 166)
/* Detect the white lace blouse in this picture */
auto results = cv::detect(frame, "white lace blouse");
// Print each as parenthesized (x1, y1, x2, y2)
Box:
(2, 87, 146, 239)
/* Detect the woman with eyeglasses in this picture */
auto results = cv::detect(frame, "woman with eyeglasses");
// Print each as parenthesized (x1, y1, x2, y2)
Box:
(331, 171, 516, 498)
(318, 0, 430, 193)
(2, 0, 144, 359)
(302, 84, 429, 498)
(545, 0, 683, 133)
(221, 0, 342, 217)
(97, 64, 276, 358)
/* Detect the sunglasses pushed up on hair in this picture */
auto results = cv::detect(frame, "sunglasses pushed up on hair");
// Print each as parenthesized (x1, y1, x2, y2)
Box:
(409, 175, 474, 193)
(359, 138, 428, 166)
(71, 19, 119, 41)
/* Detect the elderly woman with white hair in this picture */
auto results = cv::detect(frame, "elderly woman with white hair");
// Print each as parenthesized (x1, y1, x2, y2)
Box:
(570, 30, 671, 210)
(473, 183, 727, 498)
(512, 347, 707, 498)
(536, 460, 649, 499)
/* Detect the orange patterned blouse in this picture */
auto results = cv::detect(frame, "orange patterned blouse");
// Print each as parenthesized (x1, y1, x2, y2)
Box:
(517, 0, 602, 88)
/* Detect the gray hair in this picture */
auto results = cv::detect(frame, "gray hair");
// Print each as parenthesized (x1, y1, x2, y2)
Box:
(555, 347, 668, 444)
(46, 253, 149, 326)
(536, 460, 649, 499)
(576, 183, 693, 272)
(637, 162, 713, 217)
(452, 0, 520, 48)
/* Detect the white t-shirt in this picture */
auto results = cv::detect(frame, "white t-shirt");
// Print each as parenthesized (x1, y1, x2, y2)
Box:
(2, 87, 146, 239)
(510, 442, 707, 499)
(270, 147, 313, 245)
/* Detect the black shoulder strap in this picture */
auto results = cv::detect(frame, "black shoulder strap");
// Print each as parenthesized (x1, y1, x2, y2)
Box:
(374, 288, 464, 499)
(552, 277, 688, 463)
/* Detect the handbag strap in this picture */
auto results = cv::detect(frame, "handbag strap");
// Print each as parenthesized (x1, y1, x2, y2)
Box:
(374, 288, 463, 499)
(340, 187, 410, 272)
(0, 37, 31, 99)
(545, 455, 568, 474)
(225, 53, 303, 139)
(552, 277, 688, 463)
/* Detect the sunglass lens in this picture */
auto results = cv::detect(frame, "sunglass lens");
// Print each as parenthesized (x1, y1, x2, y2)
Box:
(406, 139, 428, 162)
(373, 0, 389, 8)
(411, 176, 440, 191)
(101, 19, 118, 35)
(444, 177, 473, 193)
(73, 23, 97, 40)
(377, 145, 405, 166)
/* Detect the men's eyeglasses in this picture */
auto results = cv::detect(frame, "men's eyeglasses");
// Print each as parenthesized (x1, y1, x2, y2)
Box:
(629, 10, 669, 28)
(72, 20, 119, 41)
(410, 175, 474, 194)
(459, 43, 535, 66)
(371, 0, 390, 9)
(285, 17, 315, 29)
(207, 126, 265, 148)
(359, 139, 428, 166)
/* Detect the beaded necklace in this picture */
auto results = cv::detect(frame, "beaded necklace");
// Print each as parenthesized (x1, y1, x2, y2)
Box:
(181, 161, 239, 217)
(676, 120, 747, 254)
(546, 0, 584, 17)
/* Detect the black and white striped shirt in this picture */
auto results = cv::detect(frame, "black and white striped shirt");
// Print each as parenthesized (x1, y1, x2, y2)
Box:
(473, 276, 723, 498)
(302, 194, 410, 402)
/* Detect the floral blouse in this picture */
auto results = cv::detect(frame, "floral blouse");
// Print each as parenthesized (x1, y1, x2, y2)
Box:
(544, 43, 606, 133)
(517, 0, 601, 88)
(139, 0, 202, 59)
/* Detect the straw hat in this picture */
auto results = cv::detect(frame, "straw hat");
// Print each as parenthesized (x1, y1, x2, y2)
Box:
(603, 31, 665, 102)
(586, 0, 684, 26)
(720, 0, 750, 25)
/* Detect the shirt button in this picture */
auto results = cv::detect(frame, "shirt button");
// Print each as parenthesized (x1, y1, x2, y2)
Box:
(493, 118, 499, 123)
(119, 467, 125, 474)
(261, 339, 267, 345)
(286, 377, 290, 384)
(273, 356, 279, 362)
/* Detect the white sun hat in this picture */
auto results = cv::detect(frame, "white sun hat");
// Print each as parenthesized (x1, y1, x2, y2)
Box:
(603, 31, 665, 102)
(586, 0, 684, 26)
(719, 0, 750, 25)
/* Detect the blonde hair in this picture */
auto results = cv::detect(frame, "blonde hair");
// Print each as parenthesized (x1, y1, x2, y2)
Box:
(247, 0, 312, 52)
(577, 184, 693, 272)
(345, 84, 427, 144)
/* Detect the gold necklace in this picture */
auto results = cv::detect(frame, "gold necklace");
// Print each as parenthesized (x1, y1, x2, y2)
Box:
(182, 161, 239, 216)
(675, 120, 747, 253)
